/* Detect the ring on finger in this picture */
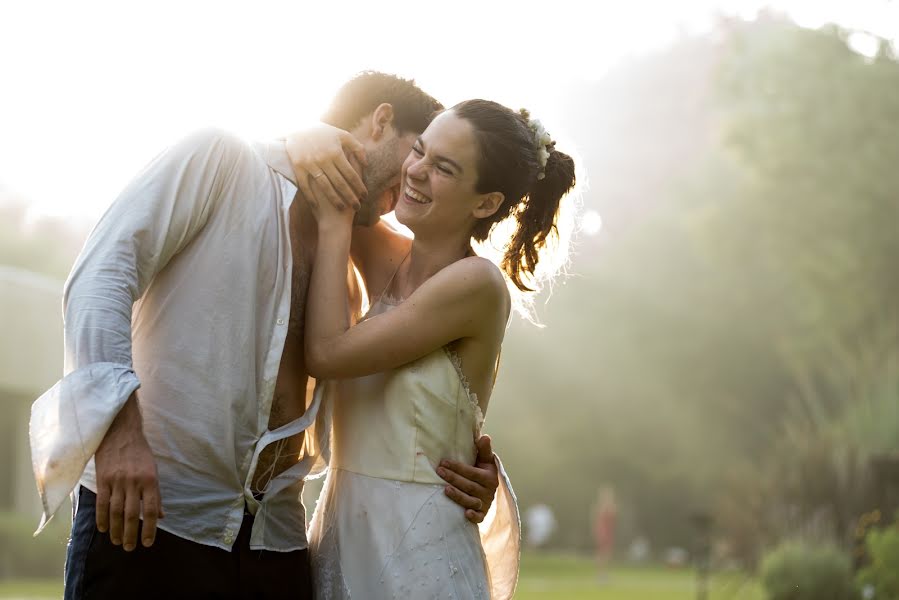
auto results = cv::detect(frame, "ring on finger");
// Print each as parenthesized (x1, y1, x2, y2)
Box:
(311, 171, 326, 179)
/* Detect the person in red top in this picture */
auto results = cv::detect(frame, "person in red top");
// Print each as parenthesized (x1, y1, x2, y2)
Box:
(593, 485, 618, 580)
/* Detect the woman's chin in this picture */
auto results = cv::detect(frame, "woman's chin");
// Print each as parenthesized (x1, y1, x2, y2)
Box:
(394, 206, 416, 229)
(394, 198, 422, 227)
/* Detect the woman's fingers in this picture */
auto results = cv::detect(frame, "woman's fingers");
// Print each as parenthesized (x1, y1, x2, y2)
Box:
(311, 170, 346, 212)
(285, 125, 367, 210)
(321, 162, 360, 210)
(338, 129, 367, 167)
(332, 154, 367, 204)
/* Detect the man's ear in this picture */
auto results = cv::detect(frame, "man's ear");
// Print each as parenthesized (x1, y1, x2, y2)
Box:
(472, 192, 504, 219)
(370, 103, 396, 141)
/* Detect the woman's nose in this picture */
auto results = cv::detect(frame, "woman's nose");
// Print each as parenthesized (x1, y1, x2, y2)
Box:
(406, 157, 428, 180)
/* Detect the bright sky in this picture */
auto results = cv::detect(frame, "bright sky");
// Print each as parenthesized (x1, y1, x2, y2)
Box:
(1, 0, 896, 223)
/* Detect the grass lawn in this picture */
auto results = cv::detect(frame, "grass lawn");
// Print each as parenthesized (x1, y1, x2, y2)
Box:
(0, 580, 61, 600)
(516, 552, 764, 600)
(0, 553, 764, 599)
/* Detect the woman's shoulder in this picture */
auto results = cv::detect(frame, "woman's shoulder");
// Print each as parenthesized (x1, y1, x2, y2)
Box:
(446, 255, 506, 288)
(436, 256, 511, 317)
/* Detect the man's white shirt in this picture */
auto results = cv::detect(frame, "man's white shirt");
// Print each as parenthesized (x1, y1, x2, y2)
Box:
(30, 130, 327, 551)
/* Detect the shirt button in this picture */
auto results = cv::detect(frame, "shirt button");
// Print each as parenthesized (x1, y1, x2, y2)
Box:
(224, 529, 235, 544)
(276, 318, 285, 325)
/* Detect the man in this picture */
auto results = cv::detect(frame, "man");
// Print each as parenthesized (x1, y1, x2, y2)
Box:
(30, 72, 499, 600)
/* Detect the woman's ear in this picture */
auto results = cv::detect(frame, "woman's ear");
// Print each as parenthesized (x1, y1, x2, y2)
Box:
(472, 192, 504, 219)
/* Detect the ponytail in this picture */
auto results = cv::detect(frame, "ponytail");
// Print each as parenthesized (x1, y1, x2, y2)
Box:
(452, 99, 578, 301)
(502, 148, 576, 291)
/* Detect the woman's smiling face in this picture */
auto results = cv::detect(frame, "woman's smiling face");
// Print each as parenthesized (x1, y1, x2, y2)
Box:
(395, 110, 494, 235)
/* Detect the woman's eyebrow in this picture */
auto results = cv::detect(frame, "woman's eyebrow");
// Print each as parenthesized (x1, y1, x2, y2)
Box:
(416, 137, 464, 173)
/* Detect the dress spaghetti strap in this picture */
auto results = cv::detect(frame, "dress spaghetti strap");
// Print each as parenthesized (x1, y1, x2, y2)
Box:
(374, 250, 410, 305)
(376, 245, 477, 305)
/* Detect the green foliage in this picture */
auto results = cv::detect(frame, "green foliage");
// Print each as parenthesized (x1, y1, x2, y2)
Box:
(761, 542, 858, 600)
(713, 20, 899, 362)
(697, 17, 899, 563)
(857, 518, 899, 600)
(479, 16, 899, 556)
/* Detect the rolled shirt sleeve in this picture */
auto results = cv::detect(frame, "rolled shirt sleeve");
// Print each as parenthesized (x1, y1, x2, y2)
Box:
(479, 453, 521, 600)
(30, 129, 244, 532)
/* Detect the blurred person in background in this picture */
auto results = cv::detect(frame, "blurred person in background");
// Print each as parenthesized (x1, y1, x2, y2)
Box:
(592, 485, 618, 581)
(524, 503, 557, 548)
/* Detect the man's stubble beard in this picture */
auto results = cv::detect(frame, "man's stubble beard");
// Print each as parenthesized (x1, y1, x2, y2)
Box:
(353, 136, 401, 227)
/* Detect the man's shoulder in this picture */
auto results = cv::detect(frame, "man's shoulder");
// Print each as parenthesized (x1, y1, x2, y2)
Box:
(196, 131, 298, 192)
(176, 127, 258, 166)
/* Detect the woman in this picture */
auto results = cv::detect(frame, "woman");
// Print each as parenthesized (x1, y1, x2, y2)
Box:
(303, 100, 576, 599)
(592, 486, 618, 580)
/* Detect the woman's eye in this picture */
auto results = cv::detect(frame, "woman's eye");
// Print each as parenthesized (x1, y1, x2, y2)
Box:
(437, 165, 452, 175)
(412, 145, 424, 156)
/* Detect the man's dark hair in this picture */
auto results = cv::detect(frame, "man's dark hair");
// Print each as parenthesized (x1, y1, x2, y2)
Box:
(322, 71, 444, 135)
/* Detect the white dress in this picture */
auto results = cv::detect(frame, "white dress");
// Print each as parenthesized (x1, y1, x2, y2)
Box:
(307, 298, 520, 599)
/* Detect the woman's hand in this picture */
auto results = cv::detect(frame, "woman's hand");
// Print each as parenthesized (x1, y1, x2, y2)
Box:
(308, 178, 357, 232)
(285, 124, 367, 211)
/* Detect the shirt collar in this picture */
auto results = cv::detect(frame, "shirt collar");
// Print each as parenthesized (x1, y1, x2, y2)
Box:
(252, 139, 299, 210)
(253, 139, 298, 186)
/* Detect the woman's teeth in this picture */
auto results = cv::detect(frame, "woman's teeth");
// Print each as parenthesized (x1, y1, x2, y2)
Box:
(405, 187, 431, 204)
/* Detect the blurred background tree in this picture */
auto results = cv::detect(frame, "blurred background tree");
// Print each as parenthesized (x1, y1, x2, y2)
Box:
(486, 13, 899, 563)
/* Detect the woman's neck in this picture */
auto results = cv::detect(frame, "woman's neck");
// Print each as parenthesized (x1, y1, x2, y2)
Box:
(398, 233, 472, 297)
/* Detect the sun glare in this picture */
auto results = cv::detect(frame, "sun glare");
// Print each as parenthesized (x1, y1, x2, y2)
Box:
(582, 210, 603, 236)
(1, 0, 895, 221)
(847, 31, 882, 58)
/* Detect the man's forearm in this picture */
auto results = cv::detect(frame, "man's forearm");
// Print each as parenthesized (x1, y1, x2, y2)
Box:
(93, 390, 163, 550)
(104, 393, 144, 445)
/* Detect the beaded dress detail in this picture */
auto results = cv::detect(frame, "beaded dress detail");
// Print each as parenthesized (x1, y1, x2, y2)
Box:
(307, 294, 520, 599)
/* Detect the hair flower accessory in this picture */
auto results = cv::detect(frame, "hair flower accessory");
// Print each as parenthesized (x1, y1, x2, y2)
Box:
(527, 117, 553, 180)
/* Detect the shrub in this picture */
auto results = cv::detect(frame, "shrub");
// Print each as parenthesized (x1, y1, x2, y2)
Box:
(856, 517, 899, 600)
(761, 541, 858, 600)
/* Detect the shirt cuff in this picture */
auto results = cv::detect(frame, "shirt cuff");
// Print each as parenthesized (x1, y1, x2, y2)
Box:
(29, 362, 140, 534)
(479, 453, 522, 600)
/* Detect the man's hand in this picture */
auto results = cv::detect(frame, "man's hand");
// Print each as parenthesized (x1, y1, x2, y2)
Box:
(438, 434, 499, 524)
(94, 393, 163, 551)
(284, 124, 367, 211)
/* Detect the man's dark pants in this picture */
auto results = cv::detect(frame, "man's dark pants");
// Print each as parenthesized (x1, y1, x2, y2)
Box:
(64, 487, 313, 599)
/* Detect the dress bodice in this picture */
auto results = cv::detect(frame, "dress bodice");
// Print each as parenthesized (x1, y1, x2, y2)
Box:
(309, 298, 521, 600)
(329, 298, 484, 484)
